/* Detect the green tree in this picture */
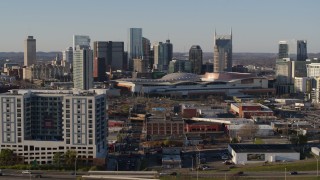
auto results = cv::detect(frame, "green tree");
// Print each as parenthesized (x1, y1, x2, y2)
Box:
(0, 149, 14, 166)
(231, 137, 239, 143)
(290, 135, 308, 145)
(53, 152, 64, 168)
(64, 150, 77, 167)
(163, 139, 171, 147)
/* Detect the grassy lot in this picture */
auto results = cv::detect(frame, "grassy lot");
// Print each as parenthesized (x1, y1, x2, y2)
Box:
(160, 176, 320, 180)
(230, 159, 318, 172)
(159, 159, 320, 180)
(254, 138, 264, 144)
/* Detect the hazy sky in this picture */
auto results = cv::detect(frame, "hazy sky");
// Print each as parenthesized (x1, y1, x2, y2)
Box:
(0, 0, 319, 53)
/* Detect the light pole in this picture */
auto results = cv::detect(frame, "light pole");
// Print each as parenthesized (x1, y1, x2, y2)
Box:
(74, 157, 77, 176)
(285, 167, 286, 180)
(195, 145, 200, 180)
(315, 155, 319, 177)
(191, 156, 193, 171)
(115, 160, 119, 174)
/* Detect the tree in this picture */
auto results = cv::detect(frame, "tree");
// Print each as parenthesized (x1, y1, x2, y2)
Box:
(64, 150, 77, 167)
(0, 149, 14, 166)
(290, 135, 308, 145)
(238, 124, 259, 140)
(53, 152, 64, 168)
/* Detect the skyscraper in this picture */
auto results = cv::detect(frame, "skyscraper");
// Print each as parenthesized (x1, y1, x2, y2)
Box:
(278, 41, 289, 59)
(153, 40, 173, 72)
(153, 42, 164, 71)
(213, 31, 232, 72)
(62, 47, 73, 64)
(189, 45, 203, 74)
(73, 35, 90, 50)
(142, 37, 151, 69)
(297, 40, 308, 61)
(128, 28, 143, 71)
(73, 46, 93, 90)
(93, 41, 108, 82)
(164, 39, 173, 65)
(93, 41, 125, 81)
(109, 41, 124, 71)
(24, 36, 36, 66)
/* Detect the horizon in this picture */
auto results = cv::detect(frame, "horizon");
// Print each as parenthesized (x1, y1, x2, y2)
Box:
(1, 0, 320, 53)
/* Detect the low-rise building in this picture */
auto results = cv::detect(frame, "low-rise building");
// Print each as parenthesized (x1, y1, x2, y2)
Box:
(162, 148, 182, 169)
(228, 144, 300, 164)
(230, 103, 274, 118)
(145, 116, 184, 140)
(227, 124, 274, 139)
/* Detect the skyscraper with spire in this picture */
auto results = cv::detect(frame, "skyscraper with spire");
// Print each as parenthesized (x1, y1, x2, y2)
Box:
(213, 30, 232, 72)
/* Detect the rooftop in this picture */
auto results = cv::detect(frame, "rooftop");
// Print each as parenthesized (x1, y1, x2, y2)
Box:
(229, 144, 298, 153)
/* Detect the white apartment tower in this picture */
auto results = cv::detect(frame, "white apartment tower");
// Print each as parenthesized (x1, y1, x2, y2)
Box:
(0, 89, 107, 165)
(73, 46, 93, 90)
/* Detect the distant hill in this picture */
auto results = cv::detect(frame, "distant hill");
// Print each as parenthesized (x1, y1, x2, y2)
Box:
(1, 52, 319, 69)
(0, 52, 62, 63)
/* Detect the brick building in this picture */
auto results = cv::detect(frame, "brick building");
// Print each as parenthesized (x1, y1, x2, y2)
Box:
(230, 103, 273, 118)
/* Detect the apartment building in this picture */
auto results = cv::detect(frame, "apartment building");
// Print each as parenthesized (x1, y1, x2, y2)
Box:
(0, 89, 107, 165)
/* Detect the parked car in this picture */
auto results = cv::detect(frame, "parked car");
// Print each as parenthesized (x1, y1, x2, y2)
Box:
(22, 170, 31, 174)
(221, 155, 229, 160)
(290, 171, 298, 175)
(223, 160, 234, 165)
(170, 172, 177, 176)
(200, 165, 213, 170)
(234, 171, 244, 176)
(159, 172, 169, 176)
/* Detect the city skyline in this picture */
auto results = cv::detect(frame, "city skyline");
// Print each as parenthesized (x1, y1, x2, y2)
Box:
(0, 0, 319, 53)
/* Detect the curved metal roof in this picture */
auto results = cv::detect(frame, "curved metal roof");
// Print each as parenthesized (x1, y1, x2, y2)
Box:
(161, 72, 201, 81)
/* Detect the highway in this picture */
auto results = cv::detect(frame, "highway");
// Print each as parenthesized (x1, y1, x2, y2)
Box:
(181, 171, 320, 179)
(0, 169, 86, 179)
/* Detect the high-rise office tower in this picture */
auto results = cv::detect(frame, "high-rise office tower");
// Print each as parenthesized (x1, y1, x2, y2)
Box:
(93, 41, 125, 81)
(109, 41, 124, 71)
(297, 40, 308, 61)
(278, 41, 289, 59)
(189, 45, 203, 74)
(128, 28, 143, 71)
(73, 46, 93, 90)
(93, 41, 108, 82)
(62, 47, 73, 63)
(142, 37, 151, 69)
(213, 31, 232, 72)
(164, 39, 173, 64)
(275, 58, 293, 94)
(153, 42, 164, 71)
(73, 35, 90, 50)
(153, 40, 173, 72)
(24, 36, 36, 66)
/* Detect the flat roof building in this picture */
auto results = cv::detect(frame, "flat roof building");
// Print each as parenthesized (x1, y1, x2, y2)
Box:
(228, 144, 300, 164)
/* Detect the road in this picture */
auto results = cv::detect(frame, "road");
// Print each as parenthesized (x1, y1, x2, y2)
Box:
(0, 169, 87, 179)
(180, 171, 320, 179)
